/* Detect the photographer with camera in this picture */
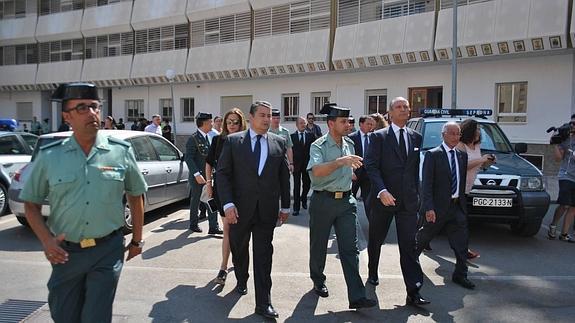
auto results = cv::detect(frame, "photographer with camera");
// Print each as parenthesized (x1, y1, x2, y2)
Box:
(548, 114, 575, 242)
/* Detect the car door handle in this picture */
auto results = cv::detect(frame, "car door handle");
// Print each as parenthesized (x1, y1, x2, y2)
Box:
(165, 167, 172, 174)
(141, 169, 149, 175)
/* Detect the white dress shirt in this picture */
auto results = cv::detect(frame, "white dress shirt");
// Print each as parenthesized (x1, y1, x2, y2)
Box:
(391, 123, 409, 151)
(144, 123, 162, 135)
(441, 142, 461, 198)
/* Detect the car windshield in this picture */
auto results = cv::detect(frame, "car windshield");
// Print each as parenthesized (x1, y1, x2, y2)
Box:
(421, 120, 514, 153)
(31, 137, 69, 161)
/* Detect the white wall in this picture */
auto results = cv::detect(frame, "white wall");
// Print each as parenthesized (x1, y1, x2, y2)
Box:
(104, 54, 574, 144)
(0, 91, 44, 120)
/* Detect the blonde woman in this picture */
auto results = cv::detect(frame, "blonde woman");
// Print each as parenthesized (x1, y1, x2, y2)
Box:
(205, 108, 247, 284)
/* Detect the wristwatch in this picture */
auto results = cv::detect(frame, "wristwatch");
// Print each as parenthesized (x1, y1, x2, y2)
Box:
(130, 240, 145, 248)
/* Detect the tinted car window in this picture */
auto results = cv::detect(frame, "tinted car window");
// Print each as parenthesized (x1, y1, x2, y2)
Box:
(128, 136, 159, 161)
(0, 135, 26, 155)
(21, 134, 38, 151)
(421, 120, 513, 153)
(148, 136, 179, 161)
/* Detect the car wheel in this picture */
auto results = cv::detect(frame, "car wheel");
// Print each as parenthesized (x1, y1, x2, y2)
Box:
(510, 219, 542, 237)
(16, 216, 30, 227)
(123, 202, 133, 234)
(0, 182, 8, 216)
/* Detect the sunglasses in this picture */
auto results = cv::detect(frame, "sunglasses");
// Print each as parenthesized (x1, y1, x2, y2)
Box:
(226, 120, 240, 125)
(65, 103, 101, 114)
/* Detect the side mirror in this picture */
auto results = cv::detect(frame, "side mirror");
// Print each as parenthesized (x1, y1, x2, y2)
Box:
(515, 143, 527, 154)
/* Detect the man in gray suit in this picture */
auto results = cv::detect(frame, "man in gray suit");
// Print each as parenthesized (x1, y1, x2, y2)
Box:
(416, 122, 475, 290)
(185, 112, 222, 234)
(216, 100, 291, 319)
(365, 97, 428, 306)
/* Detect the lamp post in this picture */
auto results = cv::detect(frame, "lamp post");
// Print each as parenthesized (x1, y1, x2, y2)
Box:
(451, 0, 458, 109)
(165, 69, 177, 146)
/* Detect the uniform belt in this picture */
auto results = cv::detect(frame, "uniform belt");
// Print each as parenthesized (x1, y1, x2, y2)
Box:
(63, 228, 123, 249)
(314, 190, 351, 199)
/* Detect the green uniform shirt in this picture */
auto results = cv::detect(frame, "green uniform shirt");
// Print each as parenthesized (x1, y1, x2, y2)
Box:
(307, 133, 355, 192)
(269, 126, 293, 149)
(20, 133, 148, 243)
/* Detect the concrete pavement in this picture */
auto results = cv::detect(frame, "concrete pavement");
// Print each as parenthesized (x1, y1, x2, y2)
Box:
(0, 200, 573, 322)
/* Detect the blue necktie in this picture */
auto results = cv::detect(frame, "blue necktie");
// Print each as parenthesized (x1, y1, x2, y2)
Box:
(254, 135, 262, 174)
(363, 134, 369, 157)
(450, 150, 457, 195)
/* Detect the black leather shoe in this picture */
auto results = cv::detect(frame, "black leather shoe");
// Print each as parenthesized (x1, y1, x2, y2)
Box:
(452, 275, 475, 290)
(423, 243, 432, 251)
(189, 226, 202, 233)
(367, 277, 379, 286)
(406, 292, 431, 306)
(349, 297, 377, 309)
(255, 305, 279, 319)
(313, 284, 329, 297)
(235, 283, 248, 295)
(301, 201, 308, 209)
(208, 227, 223, 235)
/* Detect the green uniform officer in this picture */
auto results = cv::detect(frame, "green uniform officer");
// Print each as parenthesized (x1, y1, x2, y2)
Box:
(270, 109, 294, 172)
(307, 103, 377, 310)
(20, 82, 148, 323)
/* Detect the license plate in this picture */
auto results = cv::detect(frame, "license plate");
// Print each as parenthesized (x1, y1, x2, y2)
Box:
(472, 197, 513, 207)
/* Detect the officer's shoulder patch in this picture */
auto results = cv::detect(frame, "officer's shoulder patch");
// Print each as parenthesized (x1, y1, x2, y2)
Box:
(39, 139, 64, 150)
(107, 136, 131, 147)
(343, 136, 354, 145)
(314, 135, 327, 146)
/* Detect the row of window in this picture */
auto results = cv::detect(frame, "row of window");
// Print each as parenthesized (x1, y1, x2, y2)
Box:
(121, 82, 527, 124)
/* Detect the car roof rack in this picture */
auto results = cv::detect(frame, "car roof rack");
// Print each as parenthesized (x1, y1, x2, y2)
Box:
(419, 108, 492, 119)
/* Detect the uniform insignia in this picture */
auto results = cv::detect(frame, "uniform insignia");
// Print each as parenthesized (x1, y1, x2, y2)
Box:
(39, 140, 64, 150)
(107, 136, 131, 147)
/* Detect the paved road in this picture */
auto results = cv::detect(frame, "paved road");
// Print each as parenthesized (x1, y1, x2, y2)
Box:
(0, 201, 574, 322)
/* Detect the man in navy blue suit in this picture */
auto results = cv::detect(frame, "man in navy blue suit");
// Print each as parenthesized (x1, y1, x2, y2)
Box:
(349, 115, 375, 217)
(365, 97, 428, 306)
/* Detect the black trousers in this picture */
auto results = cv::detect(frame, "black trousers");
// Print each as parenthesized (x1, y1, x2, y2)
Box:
(416, 201, 469, 277)
(367, 206, 423, 294)
(229, 205, 276, 307)
(352, 174, 371, 217)
(293, 167, 311, 211)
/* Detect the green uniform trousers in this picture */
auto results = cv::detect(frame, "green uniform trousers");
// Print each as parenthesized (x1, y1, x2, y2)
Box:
(47, 230, 124, 323)
(308, 191, 366, 303)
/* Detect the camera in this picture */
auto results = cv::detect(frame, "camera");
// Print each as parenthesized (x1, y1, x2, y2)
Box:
(547, 122, 573, 145)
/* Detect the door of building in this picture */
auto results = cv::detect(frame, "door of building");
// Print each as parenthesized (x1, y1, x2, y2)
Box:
(408, 86, 443, 117)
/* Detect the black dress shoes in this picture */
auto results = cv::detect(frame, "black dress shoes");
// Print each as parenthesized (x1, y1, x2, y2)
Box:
(189, 226, 202, 233)
(293, 210, 300, 216)
(208, 227, 223, 234)
(235, 283, 248, 295)
(452, 275, 476, 290)
(406, 292, 431, 306)
(367, 277, 379, 286)
(301, 201, 308, 209)
(349, 297, 377, 309)
(198, 212, 207, 220)
(255, 305, 279, 319)
(313, 284, 329, 297)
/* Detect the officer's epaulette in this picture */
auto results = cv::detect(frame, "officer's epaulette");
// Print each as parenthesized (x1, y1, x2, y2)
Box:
(314, 135, 328, 145)
(343, 136, 354, 145)
(39, 140, 64, 150)
(107, 136, 131, 147)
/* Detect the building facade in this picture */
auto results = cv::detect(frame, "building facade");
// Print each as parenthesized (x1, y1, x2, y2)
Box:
(0, 0, 574, 175)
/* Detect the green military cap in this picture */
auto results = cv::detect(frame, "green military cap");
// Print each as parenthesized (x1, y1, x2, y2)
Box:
(51, 82, 100, 102)
(320, 103, 350, 118)
(271, 109, 281, 117)
(196, 112, 212, 120)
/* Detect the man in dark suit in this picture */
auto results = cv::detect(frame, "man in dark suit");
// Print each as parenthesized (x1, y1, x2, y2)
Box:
(216, 100, 291, 319)
(185, 112, 222, 234)
(349, 115, 375, 217)
(365, 97, 428, 306)
(416, 122, 475, 290)
(291, 116, 315, 215)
